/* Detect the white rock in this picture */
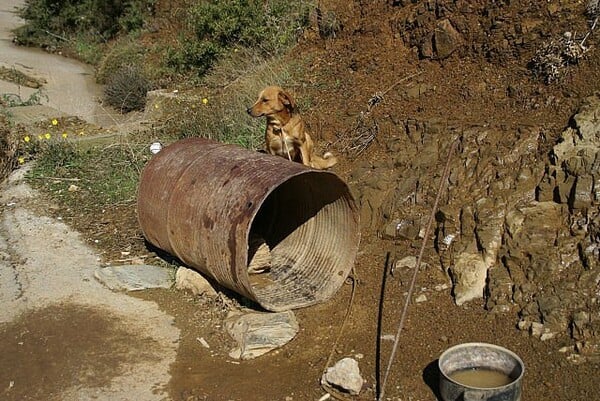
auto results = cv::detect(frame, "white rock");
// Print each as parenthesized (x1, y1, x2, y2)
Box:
(175, 267, 217, 297)
(540, 331, 556, 341)
(415, 294, 428, 303)
(517, 320, 531, 331)
(394, 256, 417, 270)
(451, 252, 488, 306)
(94, 264, 173, 291)
(530, 322, 545, 337)
(225, 310, 299, 360)
(149, 142, 162, 154)
(321, 357, 364, 395)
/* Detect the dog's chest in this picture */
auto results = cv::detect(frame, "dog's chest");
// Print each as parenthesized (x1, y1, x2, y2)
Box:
(269, 126, 295, 154)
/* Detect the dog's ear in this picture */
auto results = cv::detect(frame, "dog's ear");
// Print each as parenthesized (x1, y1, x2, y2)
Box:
(278, 90, 297, 112)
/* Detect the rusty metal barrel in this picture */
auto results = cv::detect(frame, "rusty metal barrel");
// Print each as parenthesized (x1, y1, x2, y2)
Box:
(137, 137, 360, 311)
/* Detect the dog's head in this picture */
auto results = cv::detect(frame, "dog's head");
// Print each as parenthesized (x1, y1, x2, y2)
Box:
(247, 86, 296, 118)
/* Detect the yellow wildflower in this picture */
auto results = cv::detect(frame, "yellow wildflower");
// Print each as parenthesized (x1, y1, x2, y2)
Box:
(154, 103, 159, 109)
(24, 135, 30, 143)
(51, 118, 58, 126)
(45, 133, 51, 139)
(18, 157, 25, 164)
(62, 132, 68, 139)
(202, 98, 209, 105)
(38, 134, 43, 140)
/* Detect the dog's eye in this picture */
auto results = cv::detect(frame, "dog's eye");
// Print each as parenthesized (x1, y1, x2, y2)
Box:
(262, 98, 268, 103)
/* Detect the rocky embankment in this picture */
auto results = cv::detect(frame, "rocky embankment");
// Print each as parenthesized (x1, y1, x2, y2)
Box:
(352, 94, 600, 362)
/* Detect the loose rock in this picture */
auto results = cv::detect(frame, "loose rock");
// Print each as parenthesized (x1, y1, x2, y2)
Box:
(94, 264, 173, 291)
(175, 266, 218, 297)
(321, 357, 364, 395)
(225, 310, 299, 360)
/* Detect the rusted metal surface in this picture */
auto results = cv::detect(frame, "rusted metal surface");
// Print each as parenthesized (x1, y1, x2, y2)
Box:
(137, 137, 360, 311)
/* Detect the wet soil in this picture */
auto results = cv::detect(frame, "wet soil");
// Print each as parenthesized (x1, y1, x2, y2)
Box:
(3, 1, 600, 401)
(0, 304, 160, 401)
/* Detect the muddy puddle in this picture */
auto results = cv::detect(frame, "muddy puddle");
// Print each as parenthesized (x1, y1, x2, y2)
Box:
(0, 303, 161, 401)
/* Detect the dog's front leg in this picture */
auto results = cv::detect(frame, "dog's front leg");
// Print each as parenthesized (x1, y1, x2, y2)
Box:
(265, 126, 278, 156)
(299, 144, 312, 167)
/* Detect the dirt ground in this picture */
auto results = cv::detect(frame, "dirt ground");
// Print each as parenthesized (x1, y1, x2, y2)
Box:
(149, 2, 600, 400)
(3, 1, 600, 401)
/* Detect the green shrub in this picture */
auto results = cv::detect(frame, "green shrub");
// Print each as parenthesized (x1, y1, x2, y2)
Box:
(14, 0, 155, 56)
(171, 0, 313, 76)
(96, 38, 146, 84)
(104, 65, 151, 112)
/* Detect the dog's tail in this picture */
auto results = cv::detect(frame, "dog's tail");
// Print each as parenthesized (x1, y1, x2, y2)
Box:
(310, 151, 338, 169)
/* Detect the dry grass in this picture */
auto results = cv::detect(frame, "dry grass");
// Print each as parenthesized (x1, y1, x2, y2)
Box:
(0, 115, 19, 182)
(154, 48, 303, 149)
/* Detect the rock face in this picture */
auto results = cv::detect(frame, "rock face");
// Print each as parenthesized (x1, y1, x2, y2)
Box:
(468, 96, 600, 356)
(390, 1, 582, 63)
(350, 94, 600, 360)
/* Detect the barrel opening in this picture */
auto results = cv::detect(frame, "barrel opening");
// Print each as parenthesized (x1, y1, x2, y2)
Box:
(246, 172, 358, 311)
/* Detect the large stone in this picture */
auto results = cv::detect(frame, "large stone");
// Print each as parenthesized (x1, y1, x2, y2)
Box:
(94, 264, 173, 291)
(225, 310, 299, 360)
(451, 252, 488, 306)
(547, 95, 600, 210)
(321, 357, 364, 395)
(434, 19, 463, 59)
(175, 267, 218, 297)
(572, 175, 594, 210)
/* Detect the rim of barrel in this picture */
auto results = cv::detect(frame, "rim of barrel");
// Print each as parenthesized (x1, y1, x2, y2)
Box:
(243, 168, 360, 311)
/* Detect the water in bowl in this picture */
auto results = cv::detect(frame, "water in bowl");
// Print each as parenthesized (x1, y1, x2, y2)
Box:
(449, 368, 513, 388)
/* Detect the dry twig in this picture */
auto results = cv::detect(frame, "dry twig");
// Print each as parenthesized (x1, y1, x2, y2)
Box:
(336, 72, 422, 156)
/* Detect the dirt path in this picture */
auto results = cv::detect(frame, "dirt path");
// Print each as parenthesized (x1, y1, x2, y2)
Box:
(0, 167, 179, 401)
(0, 0, 138, 127)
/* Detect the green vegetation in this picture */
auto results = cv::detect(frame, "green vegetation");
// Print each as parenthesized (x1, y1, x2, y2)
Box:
(104, 65, 152, 112)
(152, 44, 313, 149)
(1, 89, 48, 107)
(96, 38, 146, 84)
(14, 0, 314, 80)
(17, 121, 148, 207)
(29, 141, 145, 206)
(6, 0, 333, 216)
(13, 0, 156, 62)
(0, 115, 19, 181)
(167, 0, 312, 77)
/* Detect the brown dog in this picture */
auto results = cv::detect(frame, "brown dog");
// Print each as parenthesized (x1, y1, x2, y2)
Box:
(247, 86, 337, 169)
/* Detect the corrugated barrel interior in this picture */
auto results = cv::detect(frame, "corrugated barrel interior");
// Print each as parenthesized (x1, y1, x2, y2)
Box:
(137, 138, 360, 311)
